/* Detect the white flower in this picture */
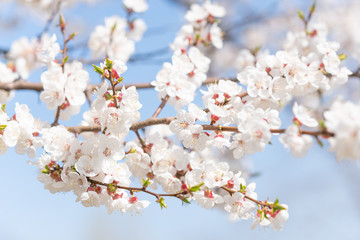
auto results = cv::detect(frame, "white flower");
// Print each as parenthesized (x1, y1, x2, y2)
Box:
(127, 19, 147, 41)
(79, 191, 101, 207)
(123, 0, 148, 13)
(75, 155, 101, 177)
(293, 102, 318, 127)
(279, 125, 313, 158)
(224, 192, 255, 220)
(324, 100, 360, 160)
(156, 172, 181, 193)
(209, 23, 223, 49)
(193, 189, 224, 209)
(126, 196, 150, 213)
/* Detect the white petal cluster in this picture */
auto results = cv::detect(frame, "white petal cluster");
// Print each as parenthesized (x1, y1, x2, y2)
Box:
(164, 79, 281, 159)
(0, 103, 45, 158)
(279, 125, 313, 158)
(33, 68, 148, 213)
(152, 1, 225, 108)
(152, 47, 211, 109)
(324, 100, 360, 161)
(237, 19, 351, 108)
(88, 13, 147, 62)
(123, 0, 148, 13)
(251, 203, 289, 231)
(82, 75, 141, 142)
(124, 126, 276, 223)
(8, 34, 60, 79)
(0, 62, 18, 104)
(40, 61, 89, 120)
(293, 102, 318, 127)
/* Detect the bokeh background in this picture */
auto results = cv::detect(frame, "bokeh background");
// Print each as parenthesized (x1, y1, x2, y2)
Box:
(1, 0, 360, 239)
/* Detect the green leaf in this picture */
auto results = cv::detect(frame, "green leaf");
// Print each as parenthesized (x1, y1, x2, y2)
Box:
(250, 45, 261, 55)
(310, 1, 317, 14)
(259, 210, 265, 222)
(69, 32, 78, 40)
(181, 197, 191, 204)
(1, 104, 5, 112)
(297, 10, 305, 21)
(273, 204, 287, 211)
(111, 23, 117, 32)
(63, 55, 69, 64)
(240, 183, 247, 193)
(316, 137, 324, 148)
(92, 64, 103, 75)
(318, 120, 326, 130)
(0, 125, 7, 131)
(42, 169, 50, 174)
(157, 197, 167, 209)
(105, 58, 113, 69)
(189, 182, 204, 192)
(117, 76, 124, 83)
(273, 198, 287, 211)
(142, 179, 151, 188)
(339, 54, 348, 61)
(108, 183, 116, 193)
(104, 92, 112, 100)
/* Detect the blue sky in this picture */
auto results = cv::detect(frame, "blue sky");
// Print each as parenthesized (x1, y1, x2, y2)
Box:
(0, 1, 359, 239)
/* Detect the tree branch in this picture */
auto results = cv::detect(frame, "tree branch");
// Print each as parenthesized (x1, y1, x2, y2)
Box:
(0, 77, 237, 92)
(66, 116, 334, 138)
(151, 95, 169, 118)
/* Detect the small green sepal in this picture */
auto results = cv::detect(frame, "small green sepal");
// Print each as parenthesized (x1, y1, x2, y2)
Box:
(189, 182, 204, 192)
(92, 64, 104, 75)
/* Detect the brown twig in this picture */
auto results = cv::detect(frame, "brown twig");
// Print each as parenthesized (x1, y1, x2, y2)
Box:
(66, 116, 335, 139)
(221, 186, 270, 209)
(135, 130, 146, 148)
(51, 13, 67, 127)
(0, 77, 237, 93)
(67, 117, 175, 134)
(151, 95, 169, 118)
(87, 178, 185, 200)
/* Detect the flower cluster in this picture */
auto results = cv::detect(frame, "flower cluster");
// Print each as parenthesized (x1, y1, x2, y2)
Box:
(88, 0, 148, 62)
(168, 79, 281, 159)
(0, 103, 44, 158)
(40, 61, 89, 120)
(7, 0, 360, 232)
(237, 18, 351, 107)
(8, 34, 60, 79)
(0, 62, 18, 104)
(279, 102, 317, 157)
(152, 0, 225, 109)
(33, 59, 146, 213)
(324, 99, 360, 160)
(124, 125, 288, 229)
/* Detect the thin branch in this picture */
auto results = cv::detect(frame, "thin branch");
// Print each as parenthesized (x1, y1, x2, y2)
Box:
(135, 130, 146, 148)
(87, 178, 274, 210)
(37, 0, 61, 38)
(52, 13, 67, 127)
(67, 117, 175, 134)
(221, 186, 270, 209)
(0, 77, 237, 92)
(0, 48, 8, 55)
(350, 68, 360, 78)
(87, 178, 185, 200)
(151, 95, 169, 118)
(52, 107, 61, 127)
(66, 116, 335, 139)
